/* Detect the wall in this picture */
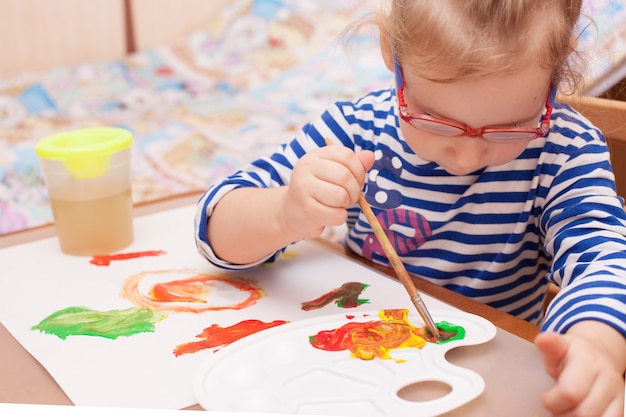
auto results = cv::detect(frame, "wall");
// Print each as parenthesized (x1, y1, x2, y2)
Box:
(130, 0, 230, 50)
(0, 0, 231, 78)
(0, 0, 126, 77)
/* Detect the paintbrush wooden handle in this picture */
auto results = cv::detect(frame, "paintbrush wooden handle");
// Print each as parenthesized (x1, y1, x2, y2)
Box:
(356, 194, 440, 339)
(323, 138, 440, 339)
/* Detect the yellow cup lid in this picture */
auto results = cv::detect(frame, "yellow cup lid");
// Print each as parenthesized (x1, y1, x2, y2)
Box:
(35, 128, 133, 179)
(35, 127, 133, 159)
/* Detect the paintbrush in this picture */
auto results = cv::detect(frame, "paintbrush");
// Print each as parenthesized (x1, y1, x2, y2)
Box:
(324, 138, 443, 341)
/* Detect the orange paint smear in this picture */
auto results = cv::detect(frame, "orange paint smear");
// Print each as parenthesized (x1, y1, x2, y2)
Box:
(89, 250, 167, 266)
(174, 319, 288, 356)
(149, 280, 208, 303)
(309, 309, 429, 362)
(121, 269, 266, 313)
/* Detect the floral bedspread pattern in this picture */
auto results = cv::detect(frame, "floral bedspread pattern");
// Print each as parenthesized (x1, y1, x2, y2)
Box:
(0, 0, 391, 234)
(578, 0, 626, 95)
(0, 0, 623, 235)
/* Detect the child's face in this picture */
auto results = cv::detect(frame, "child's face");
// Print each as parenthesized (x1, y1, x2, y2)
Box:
(398, 63, 552, 175)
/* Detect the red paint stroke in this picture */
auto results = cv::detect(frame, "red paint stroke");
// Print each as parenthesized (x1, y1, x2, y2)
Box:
(89, 250, 167, 266)
(121, 269, 266, 313)
(174, 319, 288, 356)
(269, 37, 284, 48)
(309, 309, 464, 362)
(156, 66, 173, 76)
(301, 282, 370, 311)
(345, 315, 355, 319)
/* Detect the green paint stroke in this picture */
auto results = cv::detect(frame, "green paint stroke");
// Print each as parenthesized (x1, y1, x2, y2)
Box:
(433, 321, 466, 344)
(32, 306, 165, 340)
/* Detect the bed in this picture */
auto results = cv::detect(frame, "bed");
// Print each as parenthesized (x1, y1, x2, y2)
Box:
(0, 0, 392, 235)
(1, 0, 625, 236)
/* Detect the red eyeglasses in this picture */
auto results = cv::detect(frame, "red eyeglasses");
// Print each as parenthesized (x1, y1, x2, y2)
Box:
(393, 57, 553, 143)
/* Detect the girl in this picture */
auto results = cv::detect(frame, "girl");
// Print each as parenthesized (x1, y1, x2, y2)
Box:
(195, 1, 626, 415)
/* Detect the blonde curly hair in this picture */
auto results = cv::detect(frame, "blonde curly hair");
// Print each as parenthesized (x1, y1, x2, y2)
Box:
(359, 0, 584, 92)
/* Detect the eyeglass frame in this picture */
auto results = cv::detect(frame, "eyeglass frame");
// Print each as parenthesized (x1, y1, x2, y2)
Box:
(392, 55, 553, 143)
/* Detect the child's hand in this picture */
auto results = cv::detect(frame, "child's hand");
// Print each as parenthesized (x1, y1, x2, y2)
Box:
(535, 323, 626, 417)
(281, 145, 375, 238)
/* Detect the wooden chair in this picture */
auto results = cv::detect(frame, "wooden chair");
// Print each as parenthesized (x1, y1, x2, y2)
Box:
(559, 94, 626, 200)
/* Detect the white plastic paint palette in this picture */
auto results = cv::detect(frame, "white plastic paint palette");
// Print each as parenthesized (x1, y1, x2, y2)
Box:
(194, 309, 496, 417)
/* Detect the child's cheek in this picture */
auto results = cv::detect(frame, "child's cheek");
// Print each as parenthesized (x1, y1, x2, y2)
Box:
(485, 142, 530, 166)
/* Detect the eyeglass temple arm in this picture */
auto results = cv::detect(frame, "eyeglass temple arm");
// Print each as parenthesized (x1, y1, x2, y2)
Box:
(391, 52, 404, 91)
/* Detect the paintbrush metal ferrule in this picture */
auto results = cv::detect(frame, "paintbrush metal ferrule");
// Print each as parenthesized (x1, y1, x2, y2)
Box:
(411, 294, 441, 341)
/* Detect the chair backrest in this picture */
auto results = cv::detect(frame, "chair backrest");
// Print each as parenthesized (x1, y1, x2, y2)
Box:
(559, 95, 626, 200)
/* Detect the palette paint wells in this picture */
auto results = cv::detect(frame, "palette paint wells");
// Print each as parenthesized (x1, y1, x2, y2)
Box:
(194, 309, 497, 417)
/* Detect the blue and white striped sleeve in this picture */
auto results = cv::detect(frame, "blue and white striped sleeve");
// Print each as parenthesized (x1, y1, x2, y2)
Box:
(193, 106, 352, 269)
(540, 107, 626, 337)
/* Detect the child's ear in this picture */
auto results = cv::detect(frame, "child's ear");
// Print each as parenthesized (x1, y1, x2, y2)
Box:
(379, 28, 394, 72)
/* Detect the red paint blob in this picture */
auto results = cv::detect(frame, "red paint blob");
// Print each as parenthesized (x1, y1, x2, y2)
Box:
(174, 319, 288, 356)
(89, 250, 167, 266)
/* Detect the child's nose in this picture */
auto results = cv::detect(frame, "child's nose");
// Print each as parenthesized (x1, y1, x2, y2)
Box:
(448, 139, 487, 172)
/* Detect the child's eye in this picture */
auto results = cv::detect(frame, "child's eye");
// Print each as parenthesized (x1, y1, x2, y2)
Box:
(416, 107, 437, 118)
(511, 118, 536, 128)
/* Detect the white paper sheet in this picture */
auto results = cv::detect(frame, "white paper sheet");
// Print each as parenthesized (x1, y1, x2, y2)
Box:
(0, 205, 454, 409)
(0, 403, 336, 417)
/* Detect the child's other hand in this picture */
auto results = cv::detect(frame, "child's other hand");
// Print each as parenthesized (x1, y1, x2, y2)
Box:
(281, 145, 375, 238)
(535, 323, 626, 417)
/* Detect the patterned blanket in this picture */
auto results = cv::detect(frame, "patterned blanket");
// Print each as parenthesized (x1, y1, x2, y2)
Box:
(1, 0, 624, 235)
(0, 0, 391, 234)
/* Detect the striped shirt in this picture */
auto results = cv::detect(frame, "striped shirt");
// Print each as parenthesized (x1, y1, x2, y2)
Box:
(195, 87, 626, 336)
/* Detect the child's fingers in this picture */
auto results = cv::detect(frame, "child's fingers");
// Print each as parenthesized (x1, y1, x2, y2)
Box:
(307, 174, 358, 210)
(286, 146, 373, 234)
(541, 360, 620, 417)
(301, 147, 367, 206)
(535, 332, 623, 416)
(314, 165, 363, 206)
(319, 145, 372, 186)
(540, 354, 593, 415)
(357, 150, 375, 172)
(535, 331, 569, 379)
(535, 332, 586, 414)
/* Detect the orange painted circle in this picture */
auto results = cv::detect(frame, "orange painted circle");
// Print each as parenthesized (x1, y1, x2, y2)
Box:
(121, 269, 266, 312)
